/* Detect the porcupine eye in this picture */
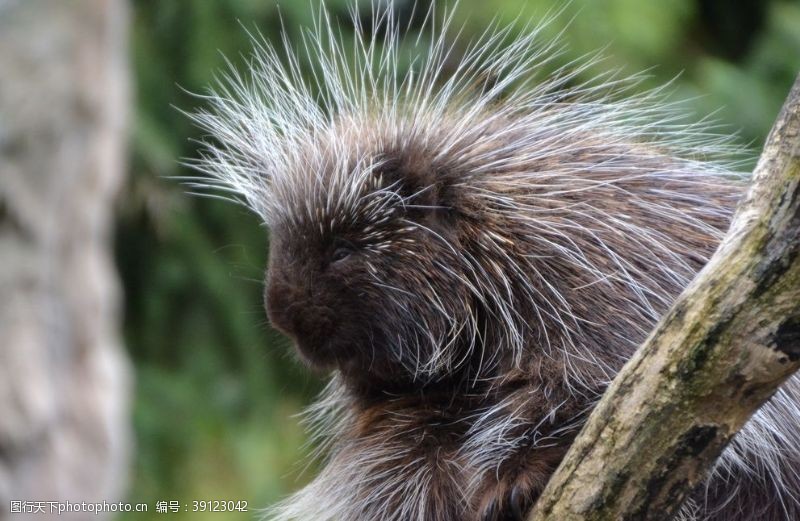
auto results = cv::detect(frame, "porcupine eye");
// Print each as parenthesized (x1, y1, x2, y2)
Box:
(329, 240, 355, 265)
(331, 245, 352, 263)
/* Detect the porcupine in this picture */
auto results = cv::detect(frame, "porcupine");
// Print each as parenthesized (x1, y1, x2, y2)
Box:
(187, 4, 800, 520)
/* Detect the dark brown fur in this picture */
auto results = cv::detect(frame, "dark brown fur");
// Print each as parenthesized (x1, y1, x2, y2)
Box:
(260, 116, 763, 519)
(189, 15, 800, 516)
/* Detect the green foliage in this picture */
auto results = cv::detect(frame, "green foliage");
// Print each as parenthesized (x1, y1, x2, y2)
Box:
(118, 0, 800, 518)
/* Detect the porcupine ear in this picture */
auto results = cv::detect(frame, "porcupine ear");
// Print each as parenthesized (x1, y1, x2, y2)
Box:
(373, 151, 453, 220)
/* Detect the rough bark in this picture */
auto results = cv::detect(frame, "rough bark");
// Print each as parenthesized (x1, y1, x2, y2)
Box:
(529, 72, 800, 521)
(0, 1, 132, 519)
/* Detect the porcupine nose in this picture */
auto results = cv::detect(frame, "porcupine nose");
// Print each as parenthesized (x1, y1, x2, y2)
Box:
(265, 276, 300, 338)
(265, 273, 335, 363)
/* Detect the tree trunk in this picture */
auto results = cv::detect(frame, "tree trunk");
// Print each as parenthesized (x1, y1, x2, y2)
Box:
(0, 1, 132, 519)
(529, 73, 800, 521)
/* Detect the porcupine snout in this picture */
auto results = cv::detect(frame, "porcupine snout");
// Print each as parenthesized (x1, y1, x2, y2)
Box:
(265, 253, 337, 363)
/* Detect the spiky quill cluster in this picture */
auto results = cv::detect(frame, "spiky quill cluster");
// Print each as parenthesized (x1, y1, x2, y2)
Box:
(187, 3, 800, 520)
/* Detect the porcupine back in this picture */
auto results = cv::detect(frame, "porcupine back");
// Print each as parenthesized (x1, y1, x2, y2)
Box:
(186, 4, 800, 520)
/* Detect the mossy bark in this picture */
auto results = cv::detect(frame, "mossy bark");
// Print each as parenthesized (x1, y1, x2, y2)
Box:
(529, 73, 800, 521)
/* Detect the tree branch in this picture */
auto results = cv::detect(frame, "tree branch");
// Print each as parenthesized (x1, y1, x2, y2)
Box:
(529, 73, 800, 521)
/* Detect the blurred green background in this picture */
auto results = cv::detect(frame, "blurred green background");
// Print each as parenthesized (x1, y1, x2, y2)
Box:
(118, 0, 800, 518)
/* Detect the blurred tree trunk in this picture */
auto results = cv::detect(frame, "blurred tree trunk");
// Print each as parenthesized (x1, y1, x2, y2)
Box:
(0, 1, 132, 519)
